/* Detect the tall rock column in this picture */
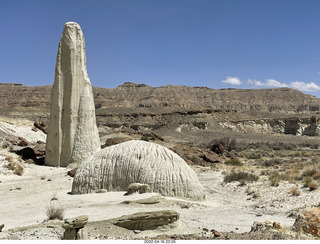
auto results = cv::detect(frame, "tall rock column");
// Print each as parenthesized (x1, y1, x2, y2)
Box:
(45, 22, 100, 167)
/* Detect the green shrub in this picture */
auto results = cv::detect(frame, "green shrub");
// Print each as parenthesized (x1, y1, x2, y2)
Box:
(224, 171, 259, 183)
(141, 135, 150, 141)
(246, 153, 261, 159)
(269, 171, 288, 187)
(262, 158, 282, 167)
(224, 159, 243, 166)
(190, 155, 203, 165)
(302, 176, 313, 188)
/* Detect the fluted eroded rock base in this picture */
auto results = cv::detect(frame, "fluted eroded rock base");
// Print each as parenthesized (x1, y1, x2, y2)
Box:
(71, 140, 205, 201)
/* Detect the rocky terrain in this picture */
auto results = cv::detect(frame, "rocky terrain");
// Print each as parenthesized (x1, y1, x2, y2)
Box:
(0, 82, 320, 240)
(2, 82, 320, 145)
(1, 82, 320, 113)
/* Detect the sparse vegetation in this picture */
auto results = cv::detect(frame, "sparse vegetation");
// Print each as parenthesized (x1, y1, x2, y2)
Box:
(209, 137, 238, 152)
(287, 168, 300, 183)
(224, 158, 243, 166)
(5, 156, 24, 176)
(224, 171, 259, 183)
(190, 155, 203, 165)
(45, 202, 65, 220)
(290, 187, 301, 196)
(1, 141, 11, 149)
(262, 158, 283, 167)
(243, 152, 261, 159)
(308, 182, 318, 191)
(141, 134, 150, 141)
(300, 164, 320, 180)
(302, 176, 313, 188)
(269, 171, 288, 187)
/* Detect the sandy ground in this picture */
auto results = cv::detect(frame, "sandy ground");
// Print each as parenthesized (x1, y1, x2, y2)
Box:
(1, 159, 319, 240)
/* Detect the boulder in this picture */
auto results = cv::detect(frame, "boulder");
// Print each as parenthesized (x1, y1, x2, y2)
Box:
(211, 143, 224, 155)
(124, 183, 150, 196)
(72, 140, 205, 201)
(294, 207, 320, 237)
(67, 168, 78, 178)
(16, 147, 37, 161)
(34, 120, 48, 134)
(62, 215, 89, 240)
(17, 137, 28, 147)
(203, 152, 220, 163)
(114, 210, 179, 230)
(24, 159, 35, 164)
(45, 22, 100, 167)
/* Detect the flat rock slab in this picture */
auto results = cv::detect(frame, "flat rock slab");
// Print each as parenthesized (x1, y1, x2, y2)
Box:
(113, 210, 179, 231)
(121, 196, 163, 205)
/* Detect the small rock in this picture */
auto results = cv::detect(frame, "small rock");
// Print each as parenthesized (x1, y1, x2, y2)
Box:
(34, 120, 48, 134)
(211, 229, 221, 237)
(0, 224, 4, 232)
(273, 222, 282, 229)
(67, 168, 78, 178)
(133, 230, 141, 234)
(25, 159, 35, 164)
(33, 143, 46, 157)
(17, 137, 28, 146)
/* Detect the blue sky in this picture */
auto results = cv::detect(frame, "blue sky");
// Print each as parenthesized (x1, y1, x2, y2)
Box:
(2, 0, 320, 97)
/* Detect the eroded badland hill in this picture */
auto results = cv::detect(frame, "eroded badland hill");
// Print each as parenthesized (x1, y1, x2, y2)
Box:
(1, 82, 320, 146)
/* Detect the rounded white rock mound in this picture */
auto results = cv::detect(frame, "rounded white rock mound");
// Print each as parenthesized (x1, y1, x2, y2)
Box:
(71, 140, 205, 201)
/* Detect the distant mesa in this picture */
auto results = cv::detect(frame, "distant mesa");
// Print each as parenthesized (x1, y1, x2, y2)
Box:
(0, 83, 23, 86)
(118, 82, 149, 88)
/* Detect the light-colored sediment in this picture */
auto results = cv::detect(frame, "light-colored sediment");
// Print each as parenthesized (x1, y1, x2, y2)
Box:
(71, 140, 205, 201)
(45, 22, 100, 167)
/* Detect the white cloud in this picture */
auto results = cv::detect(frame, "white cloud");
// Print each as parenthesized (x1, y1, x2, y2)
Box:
(290, 81, 320, 92)
(248, 79, 287, 87)
(248, 79, 264, 86)
(265, 79, 288, 87)
(222, 76, 242, 85)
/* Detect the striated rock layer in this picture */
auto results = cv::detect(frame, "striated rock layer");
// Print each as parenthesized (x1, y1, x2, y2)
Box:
(71, 140, 205, 201)
(45, 22, 100, 167)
